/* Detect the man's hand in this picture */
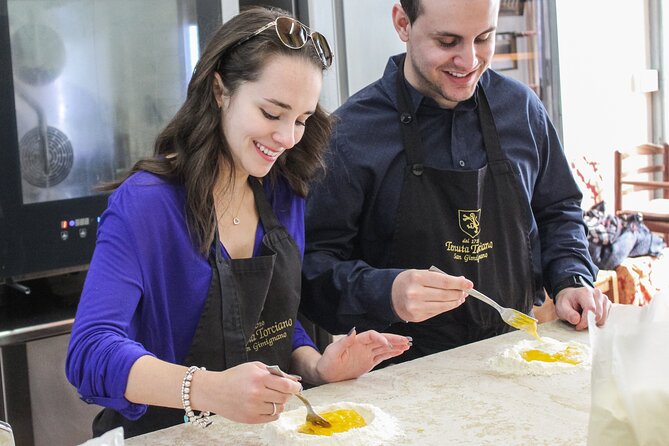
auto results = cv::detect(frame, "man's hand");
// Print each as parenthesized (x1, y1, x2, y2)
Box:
(554, 285, 611, 330)
(391, 269, 472, 323)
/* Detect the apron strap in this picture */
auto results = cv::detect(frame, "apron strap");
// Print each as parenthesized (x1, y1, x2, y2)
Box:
(396, 56, 425, 175)
(249, 177, 283, 232)
(475, 88, 505, 163)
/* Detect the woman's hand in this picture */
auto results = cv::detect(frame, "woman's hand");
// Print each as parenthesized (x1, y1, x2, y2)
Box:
(193, 361, 302, 424)
(315, 329, 411, 383)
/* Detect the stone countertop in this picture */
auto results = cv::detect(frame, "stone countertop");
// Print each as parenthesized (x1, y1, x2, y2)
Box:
(126, 320, 590, 446)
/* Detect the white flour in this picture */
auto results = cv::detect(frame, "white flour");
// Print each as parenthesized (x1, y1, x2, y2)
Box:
(488, 337, 590, 376)
(261, 401, 401, 446)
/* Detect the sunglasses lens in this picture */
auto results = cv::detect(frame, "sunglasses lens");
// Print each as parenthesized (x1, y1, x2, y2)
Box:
(276, 17, 308, 49)
(274, 17, 332, 68)
(311, 32, 333, 67)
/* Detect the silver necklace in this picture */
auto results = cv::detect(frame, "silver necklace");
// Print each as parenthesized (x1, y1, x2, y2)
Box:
(231, 184, 248, 225)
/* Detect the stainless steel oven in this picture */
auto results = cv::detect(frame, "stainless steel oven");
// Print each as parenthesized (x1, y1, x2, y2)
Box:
(0, 2, 226, 444)
(0, 0, 222, 284)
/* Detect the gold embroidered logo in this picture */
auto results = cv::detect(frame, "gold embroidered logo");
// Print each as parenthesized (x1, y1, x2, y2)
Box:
(246, 318, 293, 353)
(445, 209, 492, 263)
(458, 209, 481, 238)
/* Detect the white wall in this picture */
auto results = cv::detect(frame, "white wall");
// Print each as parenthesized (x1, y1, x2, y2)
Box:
(221, 0, 240, 22)
(556, 1, 652, 206)
(341, 0, 406, 96)
(308, 0, 405, 112)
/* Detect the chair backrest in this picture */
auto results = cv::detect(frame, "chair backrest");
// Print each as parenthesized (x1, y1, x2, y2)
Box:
(614, 143, 669, 213)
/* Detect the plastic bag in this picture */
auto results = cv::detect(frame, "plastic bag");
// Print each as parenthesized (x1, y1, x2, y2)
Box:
(588, 294, 669, 445)
(78, 427, 124, 446)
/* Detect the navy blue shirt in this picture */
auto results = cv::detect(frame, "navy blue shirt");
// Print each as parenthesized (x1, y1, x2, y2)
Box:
(302, 54, 596, 333)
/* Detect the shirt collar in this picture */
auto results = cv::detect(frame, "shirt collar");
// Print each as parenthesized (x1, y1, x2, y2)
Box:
(382, 54, 480, 114)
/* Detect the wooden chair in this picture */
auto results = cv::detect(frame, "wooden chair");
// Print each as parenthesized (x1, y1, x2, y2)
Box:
(614, 143, 669, 241)
(594, 269, 620, 304)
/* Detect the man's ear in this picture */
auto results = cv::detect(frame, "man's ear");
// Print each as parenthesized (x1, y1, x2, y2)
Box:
(212, 72, 227, 108)
(391, 4, 411, 43)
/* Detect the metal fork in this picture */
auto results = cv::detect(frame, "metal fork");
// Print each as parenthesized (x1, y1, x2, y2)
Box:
(266, 365, 332, 428)
(428, 266, 539, 337)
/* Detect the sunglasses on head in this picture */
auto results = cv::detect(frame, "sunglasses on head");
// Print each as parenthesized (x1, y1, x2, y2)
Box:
(231, 16, 333, 68)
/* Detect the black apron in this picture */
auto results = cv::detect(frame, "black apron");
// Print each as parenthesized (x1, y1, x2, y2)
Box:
(93, 177, 301, 438)
(385, 57, 537, 362)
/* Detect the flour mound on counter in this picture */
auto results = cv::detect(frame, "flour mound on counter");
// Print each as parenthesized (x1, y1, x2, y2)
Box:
(488, 337, 590, 376)
(261, 401, 400, 446)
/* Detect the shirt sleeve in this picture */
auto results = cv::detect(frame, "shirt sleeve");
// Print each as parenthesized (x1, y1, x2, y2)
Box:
(292, 319, 318, 351)
(530, 101, 598, 296)
(65, 187, 153, 419)
(302, 125, 404, 334)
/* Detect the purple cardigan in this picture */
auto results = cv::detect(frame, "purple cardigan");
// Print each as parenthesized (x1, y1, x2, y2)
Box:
(66, 171, 316, 419)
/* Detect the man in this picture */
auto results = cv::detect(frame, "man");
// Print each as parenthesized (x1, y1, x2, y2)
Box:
(301, 0, 610, 362)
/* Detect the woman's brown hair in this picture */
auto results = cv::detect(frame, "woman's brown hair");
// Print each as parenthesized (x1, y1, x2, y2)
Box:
(102, 7, 332, 254)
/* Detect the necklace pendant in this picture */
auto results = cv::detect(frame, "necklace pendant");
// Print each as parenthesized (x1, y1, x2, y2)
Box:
(232, 217, 240, 225)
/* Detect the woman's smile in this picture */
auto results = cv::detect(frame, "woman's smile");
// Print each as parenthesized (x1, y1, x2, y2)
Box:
(255, 141, 282, 161)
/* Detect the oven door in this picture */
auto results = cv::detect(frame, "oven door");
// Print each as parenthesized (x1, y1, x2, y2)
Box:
(0, 0, 221, 281)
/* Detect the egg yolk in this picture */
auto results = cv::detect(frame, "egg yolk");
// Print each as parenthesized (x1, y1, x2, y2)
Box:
(510, 318, 542, 341)
(297, 409, 367, 436)
(520, 345, 582, 364)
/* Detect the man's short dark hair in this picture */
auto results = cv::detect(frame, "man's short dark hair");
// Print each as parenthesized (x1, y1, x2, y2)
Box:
(400, 0, 422, 23)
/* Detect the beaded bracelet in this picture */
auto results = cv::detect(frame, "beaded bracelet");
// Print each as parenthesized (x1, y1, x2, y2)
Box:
(181, 366, 212, 428)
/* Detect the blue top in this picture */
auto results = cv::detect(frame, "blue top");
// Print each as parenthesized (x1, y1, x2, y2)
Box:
(303, 54, 596, 332)
(66, 171, 317, 419)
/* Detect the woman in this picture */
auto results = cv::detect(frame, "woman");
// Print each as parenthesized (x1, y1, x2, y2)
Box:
(66, 7, 411, 439)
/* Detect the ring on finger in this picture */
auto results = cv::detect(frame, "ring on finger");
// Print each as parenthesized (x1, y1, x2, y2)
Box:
(271, 402, 277, 416)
